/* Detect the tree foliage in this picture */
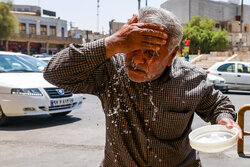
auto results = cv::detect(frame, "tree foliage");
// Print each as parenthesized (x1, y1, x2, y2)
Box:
(181, 16, 229, 54)
(0, 1, 18, 39)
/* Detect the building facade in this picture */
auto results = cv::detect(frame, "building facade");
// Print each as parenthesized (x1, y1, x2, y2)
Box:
(109, 20, 125, 35)
(0, 5, 81, 55)
(68, 28, 108, 43)
(161, 0, 250, 50)
(161, 0, 250, 25)
(217, 20, 250, 51)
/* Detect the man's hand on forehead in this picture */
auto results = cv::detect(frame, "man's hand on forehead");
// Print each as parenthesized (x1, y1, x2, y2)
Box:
(105, 14, 167, 58)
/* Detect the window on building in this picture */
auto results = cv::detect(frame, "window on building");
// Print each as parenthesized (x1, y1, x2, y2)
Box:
(29, 24, 36, 35)
(40, 25, 47, 35)
(50, 26, 56, 36)
(244, 26, 248, 33)
(215, 23, 220, 28)
(61, 27, 65, 37)
(19, 23, 26, 34)
(62, 27, 64, 37)
(228, 24, 232, 32)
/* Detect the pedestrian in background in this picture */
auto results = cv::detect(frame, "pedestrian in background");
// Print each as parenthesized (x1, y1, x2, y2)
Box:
(44, 6, 242, 167)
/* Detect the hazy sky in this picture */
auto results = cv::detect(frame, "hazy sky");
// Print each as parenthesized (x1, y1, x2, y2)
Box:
(2, 0, 250, 34)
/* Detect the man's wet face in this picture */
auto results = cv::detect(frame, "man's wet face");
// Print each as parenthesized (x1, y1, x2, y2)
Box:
(125, 47, 171, 83)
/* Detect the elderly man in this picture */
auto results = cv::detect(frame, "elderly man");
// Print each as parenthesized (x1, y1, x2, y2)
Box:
(44, 7, 242, 167)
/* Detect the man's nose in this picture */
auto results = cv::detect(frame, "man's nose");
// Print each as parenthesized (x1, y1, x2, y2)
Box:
(133, 51, 146, 65)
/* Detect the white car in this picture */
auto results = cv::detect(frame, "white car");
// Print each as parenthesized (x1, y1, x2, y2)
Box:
(207, 61, 250, 91)
(0, 51, 83, 125)
(207, 74, 228, 93)
(37, 56, 52, 64)
(18, 54, 47, 71)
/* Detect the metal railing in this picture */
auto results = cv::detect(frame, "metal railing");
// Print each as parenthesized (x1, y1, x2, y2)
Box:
(237, 104, 250, 154)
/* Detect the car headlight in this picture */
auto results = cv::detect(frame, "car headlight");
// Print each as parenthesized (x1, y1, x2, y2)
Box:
(211, 79, 220, 84)
(11, 88, 43, 96)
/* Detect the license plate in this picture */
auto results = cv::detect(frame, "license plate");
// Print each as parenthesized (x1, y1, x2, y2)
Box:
(50, 98, 74, 106)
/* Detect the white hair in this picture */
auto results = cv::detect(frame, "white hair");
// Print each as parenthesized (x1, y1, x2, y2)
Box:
(138, 6, 183, 54)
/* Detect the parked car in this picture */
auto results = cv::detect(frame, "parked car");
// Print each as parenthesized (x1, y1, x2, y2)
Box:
(17, 54, 47, 71)
(32, 54, 52, 58)
(207, 74, 228, 93)
(0, 51, 83, 125)
(207, 61, 250, 91)
(37, 56, 52, 64)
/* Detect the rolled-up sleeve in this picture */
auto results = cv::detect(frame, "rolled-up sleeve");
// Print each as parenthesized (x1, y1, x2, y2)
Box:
(43, 38, 107, 94)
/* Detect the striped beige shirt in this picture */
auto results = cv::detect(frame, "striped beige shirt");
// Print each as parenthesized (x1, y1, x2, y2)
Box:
(44, 39, 236, 167)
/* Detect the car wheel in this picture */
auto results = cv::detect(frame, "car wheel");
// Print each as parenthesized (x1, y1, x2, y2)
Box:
(50, 111, 71, 117)
(222, 89, 229, 94)
(0, 106, 7, 126)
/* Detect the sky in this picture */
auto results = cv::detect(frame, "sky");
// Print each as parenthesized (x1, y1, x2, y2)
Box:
(1, 0, 250, 34)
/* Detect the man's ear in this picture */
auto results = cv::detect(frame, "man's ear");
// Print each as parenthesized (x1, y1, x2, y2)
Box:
(167, 46, 179, 66)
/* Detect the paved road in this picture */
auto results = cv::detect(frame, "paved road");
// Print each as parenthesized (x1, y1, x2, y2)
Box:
(0, 91, 250, 167)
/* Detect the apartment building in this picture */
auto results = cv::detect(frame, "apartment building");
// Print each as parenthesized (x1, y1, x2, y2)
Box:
(161, 0, 250, 51)
(0, 4, 81, 55)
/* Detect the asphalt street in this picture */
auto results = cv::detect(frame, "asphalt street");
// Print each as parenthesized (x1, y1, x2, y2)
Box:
(0, 91, 250, 167)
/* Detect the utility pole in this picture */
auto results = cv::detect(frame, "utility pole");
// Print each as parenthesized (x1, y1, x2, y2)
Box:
(97, 0, 100, 32)
(239, 0, 243, 47)
(189, 0, 191, 21)
(146, 0, 148, 6)
(138, 0, 141, 10)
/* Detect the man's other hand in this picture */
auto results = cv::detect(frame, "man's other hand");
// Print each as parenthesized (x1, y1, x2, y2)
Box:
(218, 118, 243, 140)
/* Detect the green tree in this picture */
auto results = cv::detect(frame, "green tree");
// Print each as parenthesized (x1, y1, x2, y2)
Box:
(182, 16, 229, 54)
(211, 27, 229, 51)
(0, 1, 18, 39)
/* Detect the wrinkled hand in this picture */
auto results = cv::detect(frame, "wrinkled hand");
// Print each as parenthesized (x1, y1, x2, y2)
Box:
(105, 14, 168, 58)
(218, 118, 243, 140)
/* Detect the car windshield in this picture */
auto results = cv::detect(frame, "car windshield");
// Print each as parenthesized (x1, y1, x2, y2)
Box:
(0, 54, 41, 73)
(18, 55, 47, 69)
